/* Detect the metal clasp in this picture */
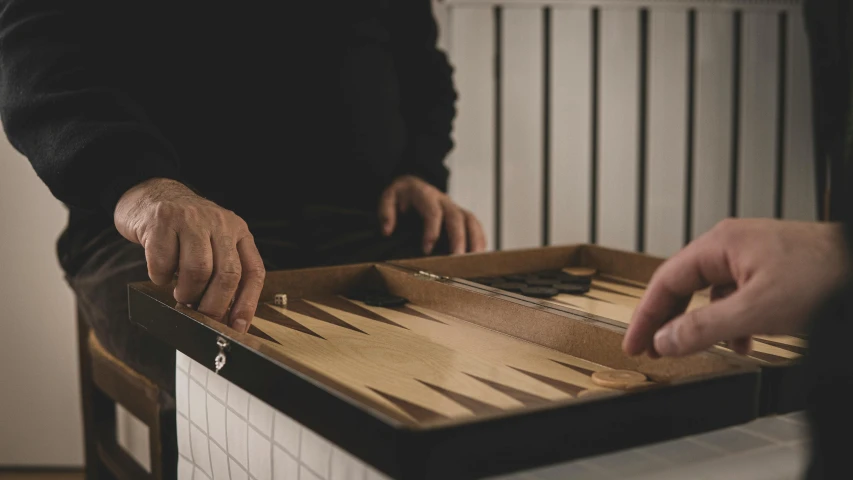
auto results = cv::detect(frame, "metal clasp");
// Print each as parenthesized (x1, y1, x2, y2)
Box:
(214, 336, 230, 374)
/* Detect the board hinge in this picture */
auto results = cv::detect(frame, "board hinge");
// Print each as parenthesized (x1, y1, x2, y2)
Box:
(414, 270, 451, 282)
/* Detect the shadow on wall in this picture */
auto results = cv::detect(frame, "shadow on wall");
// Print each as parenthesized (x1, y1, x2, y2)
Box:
(0, 129, 83, 467)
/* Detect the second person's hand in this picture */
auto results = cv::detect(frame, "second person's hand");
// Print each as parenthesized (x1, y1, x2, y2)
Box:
(622, 218, 849, 358)
(378, 175, 487, 255)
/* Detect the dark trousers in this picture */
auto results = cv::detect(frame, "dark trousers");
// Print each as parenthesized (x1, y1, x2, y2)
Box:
(69, 205, 446, 398)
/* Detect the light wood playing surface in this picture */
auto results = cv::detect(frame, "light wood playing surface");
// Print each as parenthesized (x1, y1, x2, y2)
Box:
(543, 271, 805, 364)
(244, 295, 633, 427)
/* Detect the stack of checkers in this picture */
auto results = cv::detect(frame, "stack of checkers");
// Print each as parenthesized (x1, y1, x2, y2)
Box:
(470, 268, 595, 299)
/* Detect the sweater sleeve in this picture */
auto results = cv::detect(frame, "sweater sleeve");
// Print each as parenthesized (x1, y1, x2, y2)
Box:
(386, 0, 458, 193)
(0, 0, 181, 215)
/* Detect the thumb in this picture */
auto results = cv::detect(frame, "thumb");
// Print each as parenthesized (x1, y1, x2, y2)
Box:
(653, 286, 758, 357)
(378, 186, 399, 236)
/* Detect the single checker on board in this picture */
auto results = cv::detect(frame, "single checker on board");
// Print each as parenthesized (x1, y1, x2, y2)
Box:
(591, 370, 648, 390)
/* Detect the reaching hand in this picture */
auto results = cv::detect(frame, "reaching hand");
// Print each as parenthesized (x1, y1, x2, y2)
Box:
(114, 178, 265, 333)
(379, 175, 487, 255)
(622, 218, 849, 358)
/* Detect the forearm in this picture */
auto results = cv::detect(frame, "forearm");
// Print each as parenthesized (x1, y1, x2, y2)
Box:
(388, 0, 457, 191)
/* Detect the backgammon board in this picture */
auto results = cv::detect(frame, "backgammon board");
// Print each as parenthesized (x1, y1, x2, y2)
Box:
(130, 258, 760, 480)
(393, 244, 807, 415)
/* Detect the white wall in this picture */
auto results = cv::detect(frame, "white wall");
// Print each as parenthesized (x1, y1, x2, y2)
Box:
(0, 131, 83, 466)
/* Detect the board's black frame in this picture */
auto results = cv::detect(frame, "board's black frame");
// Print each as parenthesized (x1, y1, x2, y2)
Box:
(130, 284, 760, 480)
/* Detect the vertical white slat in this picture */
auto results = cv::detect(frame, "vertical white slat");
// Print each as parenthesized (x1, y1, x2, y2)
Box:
(692, 11, 734, 238)
(783, 11, 817, 221)
(549, 7, 592, 246)
(598, 6, 640, 251)
(645, 9, 688, 257)
(447, 7, 496, 250)
(432, 0, 451, 53)
(738, 12, 779, 218)
(501, 7, 544, 249)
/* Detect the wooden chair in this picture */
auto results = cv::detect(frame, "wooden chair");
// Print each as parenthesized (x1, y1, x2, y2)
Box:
(77, 309, 177, 480)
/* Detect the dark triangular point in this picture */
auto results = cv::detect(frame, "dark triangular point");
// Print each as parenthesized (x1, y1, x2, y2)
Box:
(389, 305, 447, 325)
(509, 367, 585, 396)
(753, 337, 807, 355)
(307, 296, 407, 330)
(368, 387, 447, 423)
(464, 373, 550, 407)
(247, 324, 281, 345)
(255, 303, 324, 339)
(551, 359, 596, 377)
(287, 298, 367, 334)
(591, 284, 642, 299)
(746, 349, 790, 364)
(582, 293, 617, 305)
(416, 380, 503, 415)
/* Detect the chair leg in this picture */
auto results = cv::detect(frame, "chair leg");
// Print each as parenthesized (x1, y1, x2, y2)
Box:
(78, 312, 114, 480)
(154, 396, 178, 480)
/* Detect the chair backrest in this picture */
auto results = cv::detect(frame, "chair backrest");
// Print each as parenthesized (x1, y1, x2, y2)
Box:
(434, 0, 816, 257)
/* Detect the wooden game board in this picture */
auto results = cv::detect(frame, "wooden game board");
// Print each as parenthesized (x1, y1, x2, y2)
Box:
(544, 271, 805, 365)
(392, 243, 809, 416)
(129, 259, 761, 480)
(246, 294, 625, 427)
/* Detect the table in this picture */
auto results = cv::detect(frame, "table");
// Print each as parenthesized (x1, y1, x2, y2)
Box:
(174, 350, 808, 480)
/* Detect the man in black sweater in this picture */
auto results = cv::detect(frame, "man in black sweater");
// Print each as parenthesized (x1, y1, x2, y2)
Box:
(0, 1, 485, 394)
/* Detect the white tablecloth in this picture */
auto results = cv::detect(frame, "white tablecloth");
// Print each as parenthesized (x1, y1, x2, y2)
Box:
(166, 351, 809, 480)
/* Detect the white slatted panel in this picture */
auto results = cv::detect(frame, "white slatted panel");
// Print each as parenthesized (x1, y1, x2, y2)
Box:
(433, 0, 451, 52)
(549, 7, 592, 245)
(692, 11, 734, 238)
(447, 7, 496, 250)
(645, 9, 688, 257)
(501, 7, 544, 249)
(598, 7, 639, 250)
(783, 11, 817, 221)
(738, 12, 779, 218)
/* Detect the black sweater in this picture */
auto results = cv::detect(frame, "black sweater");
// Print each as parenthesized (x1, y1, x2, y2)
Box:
(0, 0, 457, 273)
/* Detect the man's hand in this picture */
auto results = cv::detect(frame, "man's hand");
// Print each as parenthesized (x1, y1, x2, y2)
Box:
(379, 175, 487, 254)
(622, 218, 849, 358)
(114, 178, 265, 333)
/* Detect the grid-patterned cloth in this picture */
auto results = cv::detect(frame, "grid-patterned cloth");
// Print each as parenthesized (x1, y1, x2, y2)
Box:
(176, 351, 391, 480)
(174, 351, 809, 480)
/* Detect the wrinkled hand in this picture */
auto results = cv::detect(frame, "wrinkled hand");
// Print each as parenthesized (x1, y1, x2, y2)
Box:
(114, 178, 265, 333)
(622, 218, 849, 358)
(379, 175, 487, 254)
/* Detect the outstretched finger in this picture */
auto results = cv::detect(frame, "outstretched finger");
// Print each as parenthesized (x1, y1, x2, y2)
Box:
(378, 186, 399, 237)
(623, 232, 736, 356)
(143, 226, 179, 285)
(651, 284, 761, 357)
(228, 236, 266, 333)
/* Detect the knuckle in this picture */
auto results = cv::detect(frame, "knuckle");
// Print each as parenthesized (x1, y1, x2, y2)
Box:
(177, 207, 199, 228)
(446, 208, 464, 225)
(184, 265, 212, 284)
(714, 218, 741, 239)
(147, 255, 172, 275)
(233, 302, 258, 318)
(217, 235, 236, 251)
(425, 204, 442, 218)
(216, 270, 242, 290)
(247, 262, 266, 281)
